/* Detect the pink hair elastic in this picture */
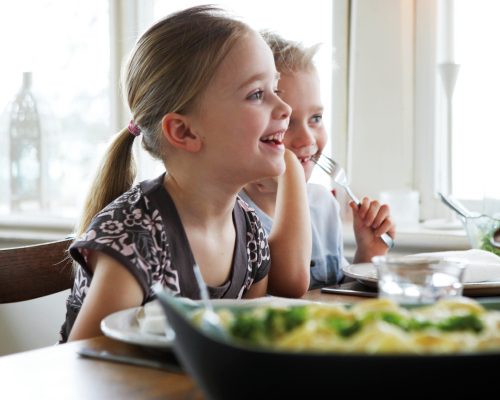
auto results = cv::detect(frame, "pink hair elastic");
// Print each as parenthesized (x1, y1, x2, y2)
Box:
(128, 120, 141, 136)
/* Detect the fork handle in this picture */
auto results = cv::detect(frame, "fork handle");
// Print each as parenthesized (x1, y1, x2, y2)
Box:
(344, 186, 360, 205)
(344, 186, 394, 249)
(380, 233, 394, 249)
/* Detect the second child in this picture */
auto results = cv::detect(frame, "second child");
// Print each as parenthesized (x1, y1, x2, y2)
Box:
(241, 32, 395, 297)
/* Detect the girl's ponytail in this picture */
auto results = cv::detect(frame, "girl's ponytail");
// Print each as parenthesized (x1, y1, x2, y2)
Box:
(76, 128, 136, 235)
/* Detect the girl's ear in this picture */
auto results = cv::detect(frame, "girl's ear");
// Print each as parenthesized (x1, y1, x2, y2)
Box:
(161, 113, 202, 152)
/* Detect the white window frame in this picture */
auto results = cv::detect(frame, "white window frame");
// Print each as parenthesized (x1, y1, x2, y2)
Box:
(345, 0, 417, 214)
(414, 0, 474, 221)
(341, 0, 469, 255)
(347, 0, 462, 223)
(414, 0, 443, 221)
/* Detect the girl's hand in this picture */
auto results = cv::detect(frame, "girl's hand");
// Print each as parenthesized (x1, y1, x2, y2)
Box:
(350, 197, 395, 264)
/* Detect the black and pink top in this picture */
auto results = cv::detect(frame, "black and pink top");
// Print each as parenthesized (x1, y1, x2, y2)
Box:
(59, 174, 270, 342)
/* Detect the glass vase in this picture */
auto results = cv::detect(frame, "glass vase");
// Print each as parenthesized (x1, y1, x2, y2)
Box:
(8, 72, 43, 212)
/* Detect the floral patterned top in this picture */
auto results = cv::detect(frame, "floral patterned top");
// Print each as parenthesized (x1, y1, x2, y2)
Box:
(59, 173, 270, 342)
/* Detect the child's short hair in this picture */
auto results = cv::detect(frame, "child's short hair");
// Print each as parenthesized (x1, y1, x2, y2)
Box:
(261, 31, 320, 74)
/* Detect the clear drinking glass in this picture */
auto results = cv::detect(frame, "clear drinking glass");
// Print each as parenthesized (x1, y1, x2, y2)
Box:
(462, 214, 500, 257)
(372, 255, 466, 305)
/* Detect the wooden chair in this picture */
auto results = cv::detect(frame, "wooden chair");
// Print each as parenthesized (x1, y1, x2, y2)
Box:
(0, 238, 75, 304)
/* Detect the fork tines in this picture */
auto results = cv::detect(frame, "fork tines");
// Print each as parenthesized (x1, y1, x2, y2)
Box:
(312, 154, 336, 176)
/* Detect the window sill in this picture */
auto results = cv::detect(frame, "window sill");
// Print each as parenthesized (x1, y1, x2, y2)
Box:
(343, 222, 470, 257)
(0, 214, 75, 247)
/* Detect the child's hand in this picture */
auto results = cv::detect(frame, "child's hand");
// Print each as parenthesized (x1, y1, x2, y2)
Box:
(350, 197, 395, 263)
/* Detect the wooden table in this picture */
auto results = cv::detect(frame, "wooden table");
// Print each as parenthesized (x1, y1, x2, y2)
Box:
(0, 289, 360, 399)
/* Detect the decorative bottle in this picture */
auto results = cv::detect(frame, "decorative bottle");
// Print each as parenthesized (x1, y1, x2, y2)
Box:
(8, 72, 43, 211)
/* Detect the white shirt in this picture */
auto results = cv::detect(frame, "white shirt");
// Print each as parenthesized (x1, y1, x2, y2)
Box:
(239, 183, 348, 288)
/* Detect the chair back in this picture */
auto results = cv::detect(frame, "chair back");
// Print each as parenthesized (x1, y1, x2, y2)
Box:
(0, 238, 75, 303)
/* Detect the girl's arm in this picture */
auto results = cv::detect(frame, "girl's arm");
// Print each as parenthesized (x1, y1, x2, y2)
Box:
(68, 251, 143, 341)
(267, 149, 311, 297)
(243, 275, 268, 298)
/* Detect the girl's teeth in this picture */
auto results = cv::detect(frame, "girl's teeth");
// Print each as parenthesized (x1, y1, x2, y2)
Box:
(262, 132, 284, 142)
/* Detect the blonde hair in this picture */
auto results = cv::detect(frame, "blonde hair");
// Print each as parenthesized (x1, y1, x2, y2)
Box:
(77, 5, 251, 235)
(261, 31, 320, 74)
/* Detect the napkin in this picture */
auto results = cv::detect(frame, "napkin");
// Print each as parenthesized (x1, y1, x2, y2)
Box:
(137, 300, 168, 335)
(413, 249, 500, 283)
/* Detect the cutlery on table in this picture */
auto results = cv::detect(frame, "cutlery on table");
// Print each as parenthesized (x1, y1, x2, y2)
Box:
(438, 192, 480, 219)
(320, 287, 378, 297)
(77, 348, 182, 373)
(312, 153, 394, 249)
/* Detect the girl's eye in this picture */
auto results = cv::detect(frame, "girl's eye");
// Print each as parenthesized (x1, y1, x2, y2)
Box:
(274, 89, 282, 96)
(311, 114, 323, 124)
(248, 90, 264, 101)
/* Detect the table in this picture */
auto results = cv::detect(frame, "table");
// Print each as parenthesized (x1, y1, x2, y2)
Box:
(0, 290, 360, 399)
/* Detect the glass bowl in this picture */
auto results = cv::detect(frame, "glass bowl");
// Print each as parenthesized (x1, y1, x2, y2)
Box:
(461, 214, 500, 257)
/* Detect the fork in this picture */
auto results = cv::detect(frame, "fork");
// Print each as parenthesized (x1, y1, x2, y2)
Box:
(192, 264, 228, 339)
(312, 154, 394, 249)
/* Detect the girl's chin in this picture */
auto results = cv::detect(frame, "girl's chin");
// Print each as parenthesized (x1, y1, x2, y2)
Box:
(266, 156, 286, 175)
(255, 179, 278, 193)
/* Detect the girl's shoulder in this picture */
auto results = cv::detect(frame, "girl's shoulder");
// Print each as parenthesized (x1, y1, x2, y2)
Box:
(99, 174, 165, 214)
(81, 174, 167, 240)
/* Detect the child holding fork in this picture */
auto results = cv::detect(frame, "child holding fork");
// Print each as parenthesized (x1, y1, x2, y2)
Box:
(59, 6, 293, 342)
(241, 32, 395, 297)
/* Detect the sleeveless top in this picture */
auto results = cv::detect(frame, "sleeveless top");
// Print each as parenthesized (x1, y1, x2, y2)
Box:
(59, 174, 270, 342)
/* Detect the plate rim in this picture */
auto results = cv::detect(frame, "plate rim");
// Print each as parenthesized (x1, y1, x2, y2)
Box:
(342, 263, 500, 294)
(100, 306, 173, 349)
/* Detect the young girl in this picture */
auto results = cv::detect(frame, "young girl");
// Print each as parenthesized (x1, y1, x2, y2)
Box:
(241, 32, 396, 297)
(59, 6, 291, 342)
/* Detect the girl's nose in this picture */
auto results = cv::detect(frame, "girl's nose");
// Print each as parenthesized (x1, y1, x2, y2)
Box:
(273, 96, 291, 120)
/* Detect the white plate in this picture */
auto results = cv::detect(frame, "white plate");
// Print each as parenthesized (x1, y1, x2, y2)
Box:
(342, 263, 500, 296)
(100, 296, 314, 349)
(101, 307, 174, 350)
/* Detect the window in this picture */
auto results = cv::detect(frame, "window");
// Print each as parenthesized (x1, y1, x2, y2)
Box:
(451, 0, 500, 211)
(0, 0, 111, 224)
(1, 0, 342, 235)
(415, 0, 500, 221)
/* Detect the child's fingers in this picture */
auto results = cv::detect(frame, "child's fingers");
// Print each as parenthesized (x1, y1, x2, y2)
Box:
(371, 203, 391, 229)
(351, 197, 396, 238)
(362, 199, 381, 227)
(354, 197, 371, 218)
(374, 217, 395, 238)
